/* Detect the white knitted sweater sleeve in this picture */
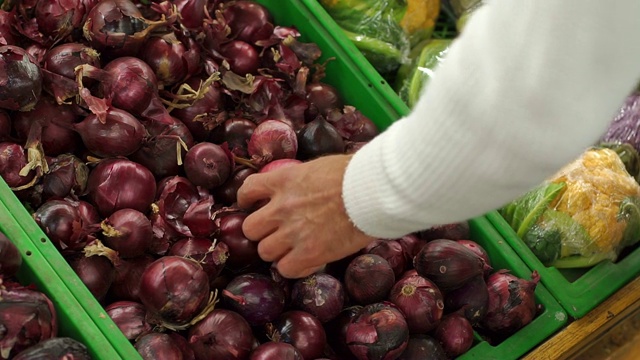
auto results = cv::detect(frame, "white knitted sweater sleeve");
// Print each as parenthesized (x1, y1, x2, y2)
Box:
(342, 0, 640, 238)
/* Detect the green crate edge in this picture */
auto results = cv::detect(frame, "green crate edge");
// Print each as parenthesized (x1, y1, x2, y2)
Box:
(459, 217, 567, 360)
(0, 201, 122, 360)
(487, 211, 640, 318)
(0, 180, 141, 360)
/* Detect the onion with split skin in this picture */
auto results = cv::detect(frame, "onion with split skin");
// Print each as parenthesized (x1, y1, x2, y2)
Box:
(0, 45, 42, 112)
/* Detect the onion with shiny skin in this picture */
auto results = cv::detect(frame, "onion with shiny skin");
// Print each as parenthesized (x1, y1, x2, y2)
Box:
(291, 273, 345, 323)
(433, 313, 474, 357)
(269, 310, 327, 360)
(223, 273, 286, 326)
(345, 254, 395, 305)
(74, 108, 147, 157)
(101, 208, 153, 258)
(0, 45, 42, 112)
(388, 272, 444, 334)
(188, 309, 255, 360)
(105, 301, 152, 340)
(183, 142, 232, 189)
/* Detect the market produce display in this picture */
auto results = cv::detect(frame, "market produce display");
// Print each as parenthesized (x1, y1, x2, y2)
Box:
(0, 231, 91, 359)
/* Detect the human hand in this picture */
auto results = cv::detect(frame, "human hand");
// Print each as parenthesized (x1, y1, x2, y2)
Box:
(236, 154, 376, 278)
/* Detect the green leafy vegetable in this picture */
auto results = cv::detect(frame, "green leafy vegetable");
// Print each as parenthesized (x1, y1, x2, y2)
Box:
(618, 196, 640, 248)
(522, 224, 561, 265)
(500, 182, 566, 238)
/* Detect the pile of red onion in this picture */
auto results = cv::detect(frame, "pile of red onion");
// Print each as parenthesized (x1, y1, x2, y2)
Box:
(0, 0, 543, 358)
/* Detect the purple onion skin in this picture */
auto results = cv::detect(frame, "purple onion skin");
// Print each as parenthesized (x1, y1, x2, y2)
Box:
(13, 337, 91, 360)
(140, 35, 188, 86)
(109, 255, 155, 302)
(215, 167, 257, 205)
(481, 270, 540, 335)
(363, 239, 406, 278)
(184, 142, 232, 189)
(433, 313, 474, 358)
(223, 273, 286, 326)
(42, 154, 89, 201)
(101, 209, 153, 258)
(139, 256, 210, 326)
(135, 333, 186, 360)
(305, 83, 342, 116)
(168, 238, 229, 284)
(209, 117, 256, 158)
(389, 273, 444, 334)
(188, 309, 255, 360)
(419, 222, 470, 242)
(87, 158, 157, 217)
(104, 301, 152, 340)
(0, 230, 22, 277)
(75, 108, 147, 157)
(0, 142, 35, 188)
(413, 239, 489, 292)
(216, 212, 261, 271)
(34, 0, 86, 41)
(346, 303, 409, 360)
(444, 275, 489, 325)
(296, 116, 345, 161)
(223, 1, 274, 44)
(270, 310, 327, 360)
(0, 45, 43, 112)
(457, 239, 492, 276)
(69, 254, 115, 302)
(398, 335, 447, 360)
(248, 120, 298, 163)
(219, 40, 260, 76)
(44, 43, 101, 80)
(291, 273, 345, 323)
(325, 306, 362, 358)
(172, 78, 224, 142)
(250, 342, 304, 360)
(33, 199, 90, 250)
(600, 92, 640, 153)
(344, 254, 395, 305)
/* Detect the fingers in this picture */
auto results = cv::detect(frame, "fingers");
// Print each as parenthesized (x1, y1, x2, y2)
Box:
(236, 173, 273, 210)
(256, 234, 291, 262)
(241, 204, 280, 241)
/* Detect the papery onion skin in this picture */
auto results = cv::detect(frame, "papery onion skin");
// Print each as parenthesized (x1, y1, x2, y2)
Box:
(104, 301, 152, 340)
(389, 273, 444, 334)
(346, 302, 409, 360)
(171, 78, 225, 142)
(433, 313, 474, 358)
(183, 142, 232, 189)
(344, 254, 395, 305)
(188, 309, 255, 360)
(248, 119, 298, 162)
(0, 143, 35, 188)
(108, 255, 155, 302)
(140, 34, 188, 86)
(291, 273, 345, 323)
(101, 208, 153, 258)
(363, 239, 406, 278)
(0, 45, 43, 112)
(134, 332, 186, 360)
(250, 342, 303, 360)
(74, 108, 147, 157)
(223, 273, 286, 326)
(270, 310, 327, 360)
(41, 154, 89, 201)
(168, 238, 229, 285)
(35, 0, 87, 42)
(223, 1, 274, 44)
(219, 40, 260, 76)
(305, 83, 342, 116)
(44, 43, 101, 80)
(33, 199, 94, 250)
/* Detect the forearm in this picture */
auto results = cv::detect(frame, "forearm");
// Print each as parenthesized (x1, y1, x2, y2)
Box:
(343, 0, 640, 238)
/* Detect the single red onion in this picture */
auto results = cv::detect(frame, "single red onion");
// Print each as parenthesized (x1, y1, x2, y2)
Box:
(389, 272, 444, 334)
(24, 43, 47, 65)
(33, 199, 99, 250)
(325, 306, 362, 358)
(138, 256, 211, 327)
(168, 238, 229, 284)
(346, 302, 409, 360)
(0, 45, 43, 112)
(269, 310, 327, 360)
(481, 270, 540, 335)
(259, 159, 302, 173)
(445, 274, 489, 325)
(291, 273, 345, 323)
(104, 301, 152, 340)
(68, 253, 115, 302)
(414, 239, 490, 291)
(171, 77, 225, 142)
(0, 231, 22, 277)
(433, 313, 474, 357)
(134, 332, 187, 360)
(215, 166, 257, 205)
(13, 337, 91, 360)
(250, 342, 303, 360)
(223, 273, 286, 326)
(188, 309, 255, 360)
(0, 142, 35, 189)
(184, 142, 232, 189)
(457, 239, 492, 276)
(154, 176, 200, 237)
(209, 117, 256, 158)
(171, 0, 206, 30)
(363, 239, 407, 278)
(223, 1, 274, 44)
(398, 335, 448, 360)
(215, 212, 260, 271)
(74, 108, 147, 157)
(219, 40, 260, 76)
(87, 158, 157, 217)
(344, 254, 395, 305)
(326, 106, 378, 142)
(419, 221, 470, 241)
(396, 234, 426, 265)
(305, 83, 342, 116)
(101, 208, 153, 258)
(0, 281, 58, 358)
(140, 33, 189, 86)
(183, 196, 218, 237)
(34, 0, 86, 42)
(248, 119, 298, 164)
(107, 254, 155, 302)
(44, 43, 101, 81)
(296, 116, 345, 160)
(41, 154, 89, 201)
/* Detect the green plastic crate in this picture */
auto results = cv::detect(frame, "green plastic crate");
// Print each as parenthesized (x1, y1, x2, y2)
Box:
(487, 211, 640, 319)
(0, 200, 122, 360)
(458, 217, 567, 360)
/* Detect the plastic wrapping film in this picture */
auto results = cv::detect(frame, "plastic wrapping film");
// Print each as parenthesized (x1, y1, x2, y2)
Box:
(600, 92, 640, 155)
(318, 0, 441, 76)
(442, 0, 483, 31)
(501, 148, 640, 268)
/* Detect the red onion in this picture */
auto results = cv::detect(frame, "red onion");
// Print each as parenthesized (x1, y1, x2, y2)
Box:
(134, 332, 186, 360)
(396, 234, 426, 265)
(215, 212, 260, 271)
(291, 273, 345, 323)
(148, 205, 181, 256)
(74, 108, 147, 157)
(0, 10, 17, 46)
(219, 40, 260, 76)
(155, 176, 200, 237)
(140, 33, 189, 86)
(104, 301, 152, 340)
(68, 253, 115, 302)
(0, 281, 58, 358)
(250, 342, 303, 360)
(398, 335, 447, 360)
(419, 221, 470, 241)
(87, 158, 157, 217)
(248, 119, 298, 164)
(13, 337, 91, 360)
(305, 83, 342, 116)
(184, 142, 232, 189)
(171, 77, 225, 142)
(183, 196, 218, 237)
(363, 239, 406, 278)
(188, 309, 255, 360)
(44, 43, 101, 81)
(433, 313, 474, 357)
(24, 43, 47, 65)
(209, 117, 256, 158)
(83, 0, 167, 59)
(168, 238, 229, 284)
(170, 0, 207, 30)
(325, 306, 362, 358)
(168, 332, 196, 360)
(215, 166, 257, 205)
(269, 310, 327, 360)
(107, 254, 155, 302)
(326, 106, 378, 142)
(0, 45, 43, 112)
(0, 231, 22, 277)
(0, 143, 35, 190)
(101, 208, 153, 258)
(296, 116, 345, 160)
(344, 254, 395, 305)
(35, 0, 87, 42)
(458, 239, 492, 276)
(414, 239, 490, 291)
(346, 303, 409, 360)
(138, 256, 212, 327)
(389, 272, 444, 334)
(223, 273, 286, 326)
(223, 1, 274, 44)
(481, 270, 540, 335)
(41, 154, 89, 201)
(33, 199, 99, 250)
(445, 274, 489, 325)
